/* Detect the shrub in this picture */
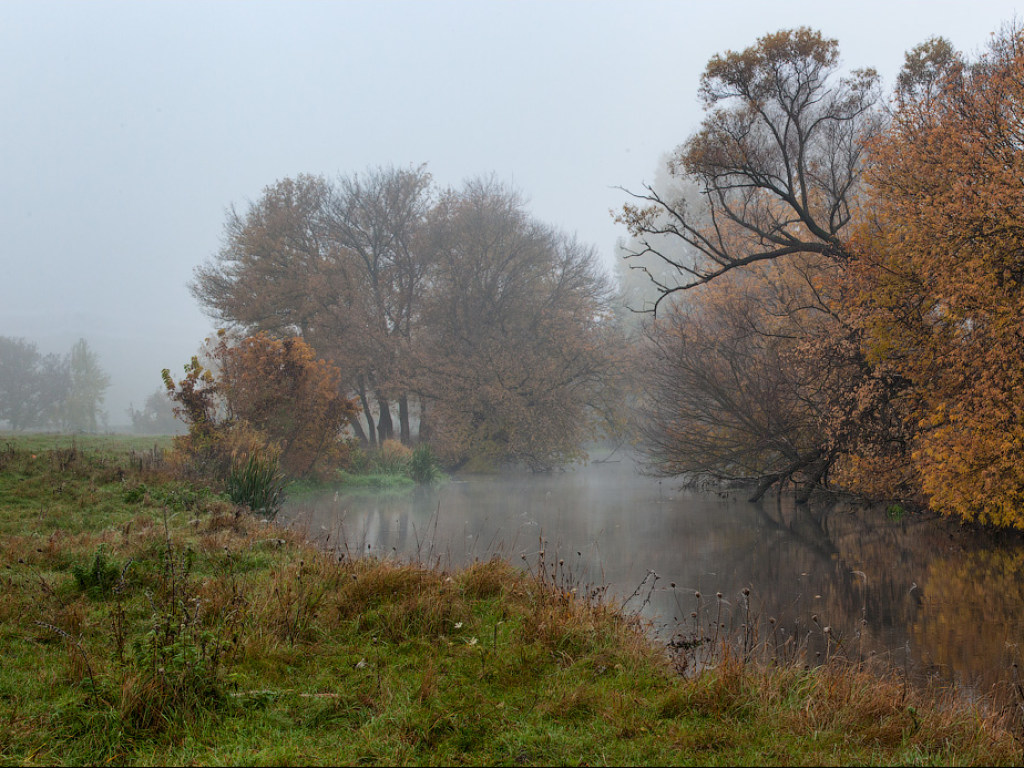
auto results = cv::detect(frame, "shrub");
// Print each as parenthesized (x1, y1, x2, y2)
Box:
(409, 444, 443, 485)
(72, 546, 121, 598)
(374, 439, 413, 474)
(166, 416, 267, 486)
(163, 333, 360, 482)
(226, 448, 286, 518)
(346, 443, 372, 474)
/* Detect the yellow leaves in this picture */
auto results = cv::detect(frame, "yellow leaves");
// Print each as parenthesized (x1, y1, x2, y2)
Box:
(166, 332, 359, 481)
(843, 26, 1024, 528)
(615, 203, 660, 236)
(911, 405, 1024, 527)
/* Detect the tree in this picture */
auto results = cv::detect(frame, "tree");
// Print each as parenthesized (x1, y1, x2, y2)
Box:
(192, 166, 433, 447)
(62, 339, 110, 432)
(894, 36, 962, 106)
(613, 163, 705, 331)
(163, 332, 359, 479)
(216, 332, 359, 477)
(851, 25, 1024, 527)
(414, 178, 621, 470)
(128, 388, 183, 435)
(619, 29, 886, 498)
(0, 337, 69, 430)
(637, 255, 859, 501)
(618, 28, 883, 309)
(192, 174, 332, 341)
(0, 337, 40, 430)
(194, 168, 620, 469)
(321, 165, 434, 445)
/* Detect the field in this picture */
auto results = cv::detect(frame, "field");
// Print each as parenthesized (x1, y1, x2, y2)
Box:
(0, 433, 1018, 766)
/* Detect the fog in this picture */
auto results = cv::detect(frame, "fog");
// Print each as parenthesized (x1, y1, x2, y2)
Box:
(2, 0, 1020, 427)
(284, 459, 1024, 699)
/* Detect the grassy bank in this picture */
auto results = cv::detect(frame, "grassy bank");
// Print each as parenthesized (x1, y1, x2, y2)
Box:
(0, 434, 1019, 766)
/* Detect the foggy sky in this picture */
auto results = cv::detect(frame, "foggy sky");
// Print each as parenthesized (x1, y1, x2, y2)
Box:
(2, 0, 1020, 426)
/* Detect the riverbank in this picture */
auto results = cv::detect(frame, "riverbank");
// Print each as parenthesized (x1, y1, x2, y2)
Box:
(0, 435, 1018, 765)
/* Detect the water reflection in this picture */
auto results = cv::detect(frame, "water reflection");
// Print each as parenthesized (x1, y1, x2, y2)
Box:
(282, 459, 1024, 700)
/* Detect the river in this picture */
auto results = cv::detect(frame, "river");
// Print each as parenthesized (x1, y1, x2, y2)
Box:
(282, 456, 1024, 704)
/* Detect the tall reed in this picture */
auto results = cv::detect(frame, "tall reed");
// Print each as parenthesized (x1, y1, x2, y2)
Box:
(226, 448, 286, 518)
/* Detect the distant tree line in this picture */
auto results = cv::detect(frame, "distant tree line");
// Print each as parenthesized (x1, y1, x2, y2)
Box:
(0, 337, 110, 432)
(619, 23, 1024, 528)
(126, 388, 182, 435)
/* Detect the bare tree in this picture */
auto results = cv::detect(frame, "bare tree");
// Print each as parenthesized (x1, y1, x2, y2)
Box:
(618, 28, 883, 312)
(621, 29, 889, 500)
(637, 261, 840, 502)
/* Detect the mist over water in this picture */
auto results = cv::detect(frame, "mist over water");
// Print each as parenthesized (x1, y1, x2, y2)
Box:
(283, 457, 1024, 702)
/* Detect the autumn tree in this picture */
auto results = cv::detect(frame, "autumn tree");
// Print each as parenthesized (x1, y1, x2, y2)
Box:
(851, 25, 1024, 527)
(321, 165, 434, 445)
(618, 27, 882, 307)
(216, 332, 359, 477)
(163, 332, 358, 479)
(192, 175, 331, 341)
(620, 28, 887, 498)
(414, 178, 621, 470)
(192, 167, 433, 447)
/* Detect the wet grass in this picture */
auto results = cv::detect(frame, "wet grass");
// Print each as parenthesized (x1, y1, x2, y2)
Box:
(335, 469, 416, 491)
(0, 431, 173, 457)
(0, 433, 1020, 766)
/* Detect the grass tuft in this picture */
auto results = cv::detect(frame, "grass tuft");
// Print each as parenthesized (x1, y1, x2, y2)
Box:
(408, 444, 443, 485)
(226, 448, 286, 518)
(71, 545, 122, 598)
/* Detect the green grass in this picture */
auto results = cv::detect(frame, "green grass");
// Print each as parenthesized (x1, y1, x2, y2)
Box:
(285, 472, 417, 502)
(0, 433, 1018, 766)
(336, 470, 416, 490)
(0, 431, 174, 457)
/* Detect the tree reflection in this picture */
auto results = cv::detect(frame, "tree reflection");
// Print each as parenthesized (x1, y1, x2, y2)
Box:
(284, 463, 1024, 702)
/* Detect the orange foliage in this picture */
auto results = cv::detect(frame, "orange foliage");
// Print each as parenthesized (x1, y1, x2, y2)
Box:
(164, 332, 359, 480)
(217, 332, 359, 478)
(851, 26, 1024, 526)
(162, 353, 267, 482)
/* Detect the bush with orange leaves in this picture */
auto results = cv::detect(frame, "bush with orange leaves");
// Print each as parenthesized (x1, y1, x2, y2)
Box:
(850, 26, 1024, 527)
(163, 331, 359, 481)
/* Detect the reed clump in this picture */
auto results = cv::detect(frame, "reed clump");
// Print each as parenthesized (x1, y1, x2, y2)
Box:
(225, 447, 286, 518)
(408, 444, 443, 485)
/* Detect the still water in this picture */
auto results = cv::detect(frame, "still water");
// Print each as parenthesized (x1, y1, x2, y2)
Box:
(282, 457, 1024, 701)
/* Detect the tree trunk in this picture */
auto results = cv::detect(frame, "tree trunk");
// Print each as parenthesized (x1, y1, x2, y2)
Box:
(377, 394, 394, 443)
(418, 398, 431, 444)
(349, 415, 368, 445)
(748, 450, 824, 503)
(794, 457, 830, 504)
(358, 377, 376, 447)
(398, 394, 411, 445)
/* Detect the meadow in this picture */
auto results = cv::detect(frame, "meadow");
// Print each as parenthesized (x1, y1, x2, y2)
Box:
(0, 433, 1018, 766)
